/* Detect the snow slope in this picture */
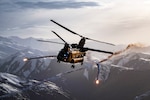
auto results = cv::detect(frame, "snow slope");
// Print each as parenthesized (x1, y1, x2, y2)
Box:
(0, 48, 52, 78)
(0, 72, 70, 100)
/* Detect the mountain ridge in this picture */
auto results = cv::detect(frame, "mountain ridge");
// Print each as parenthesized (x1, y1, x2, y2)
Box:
(0, 36, 150, 100)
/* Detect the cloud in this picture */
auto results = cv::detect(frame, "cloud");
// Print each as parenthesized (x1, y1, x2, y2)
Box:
(0, 1, 99, 12)
(1, 0, 150, 45)
(17, 1, 98, 9)
(0, 0, 99, 37)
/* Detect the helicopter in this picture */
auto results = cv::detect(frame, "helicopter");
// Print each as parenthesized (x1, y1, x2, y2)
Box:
(23, 20, 115, 68)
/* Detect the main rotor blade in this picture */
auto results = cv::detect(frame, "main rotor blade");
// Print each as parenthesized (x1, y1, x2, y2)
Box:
(51, 30, 67, 44)
(85, 37, 115, 46)
(83, 47, 113, 54)
(23, 55, 57, 61)
(51, 19, 115, 46)
(37, 40, 64, 45)
(50, 19, 83, 37)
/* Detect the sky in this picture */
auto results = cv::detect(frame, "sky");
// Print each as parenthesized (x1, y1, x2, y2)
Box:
(0, 0, 150, 45)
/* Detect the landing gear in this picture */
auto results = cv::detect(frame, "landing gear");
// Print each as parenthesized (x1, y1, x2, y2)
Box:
(81, 62, 83, 65)
(71, 65, 75, 68)
(57, 60, 60, 63)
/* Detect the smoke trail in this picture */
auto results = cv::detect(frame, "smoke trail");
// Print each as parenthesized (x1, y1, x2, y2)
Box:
(111, 64, 134, 71)
(100, 43, 146, 63)
(83, 69, 89, 80)
(83, 52, 111, 83)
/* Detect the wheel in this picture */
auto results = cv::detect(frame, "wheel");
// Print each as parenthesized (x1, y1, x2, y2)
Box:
(71, 59, 74, 63)
(71, 65, 75, 68)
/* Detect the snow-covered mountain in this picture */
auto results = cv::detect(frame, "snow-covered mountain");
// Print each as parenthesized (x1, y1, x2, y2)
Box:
(1, 36, 150, 100)
(0, 36, 26, 60)
(0, 36, 62, 60)
(0, 36, 59, 78)
(10, 36, 63, 51)
(0, 48, 55, 78)
(49, 45, 150, 100)
(109, 45, 150, 71)
(0, 72, 70, 100)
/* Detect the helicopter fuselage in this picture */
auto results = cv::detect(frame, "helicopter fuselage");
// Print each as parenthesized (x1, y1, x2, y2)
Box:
(57, 48, 86, 64)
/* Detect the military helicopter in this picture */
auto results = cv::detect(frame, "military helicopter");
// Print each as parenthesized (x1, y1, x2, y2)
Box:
(23, 20, 115, 68)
